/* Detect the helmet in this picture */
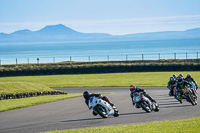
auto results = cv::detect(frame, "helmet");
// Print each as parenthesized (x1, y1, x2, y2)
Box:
(170, 76, 174, 81)
(178, 74, 183, 77)
(187, 74, 191, 78)
(130, 84, 136, 92)
(177, 77, 183, 84)
(173, 75, 176, 78)
(83, 91, 90, 99)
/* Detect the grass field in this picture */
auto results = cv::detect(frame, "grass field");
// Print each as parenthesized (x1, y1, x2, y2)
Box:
(0, 71, 199, 87)
(0, 93, 82, 112)
(0, 82, 55, 94)
(0, 82, 82, 112)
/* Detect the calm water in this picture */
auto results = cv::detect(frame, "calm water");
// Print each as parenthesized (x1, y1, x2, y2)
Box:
(0, 39, 200, 65)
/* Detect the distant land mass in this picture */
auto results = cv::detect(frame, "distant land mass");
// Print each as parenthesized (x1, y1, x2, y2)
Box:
(0, 24, 200, 43)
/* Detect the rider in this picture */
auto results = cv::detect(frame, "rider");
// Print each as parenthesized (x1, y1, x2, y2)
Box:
(178, 74, 183, 78)
(83, 91, 114, 116)
(176, 76, 192, 103)
(130, 84, 157, 108)
(184, 74, 198, 90)
(167, 76, 176, 96)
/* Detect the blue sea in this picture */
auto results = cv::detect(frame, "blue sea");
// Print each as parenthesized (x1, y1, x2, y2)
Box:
(0, 39, 200, 65)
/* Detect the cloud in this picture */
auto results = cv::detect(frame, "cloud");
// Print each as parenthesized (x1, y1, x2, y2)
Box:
(1, 15, 200, 27)
(56, 15, 200, 27)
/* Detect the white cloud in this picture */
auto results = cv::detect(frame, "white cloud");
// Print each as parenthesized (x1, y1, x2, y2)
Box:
(62, 15, 200, 26)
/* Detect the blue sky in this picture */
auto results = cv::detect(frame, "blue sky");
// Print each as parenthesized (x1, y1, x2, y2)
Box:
(0, 0, 200, 35)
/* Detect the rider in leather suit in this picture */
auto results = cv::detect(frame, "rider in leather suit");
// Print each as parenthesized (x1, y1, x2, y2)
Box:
(184, 74, 198, 89)
(83, 91, 114, 116)
(130, 84, 156, 108)
(167, 76, 176, 96)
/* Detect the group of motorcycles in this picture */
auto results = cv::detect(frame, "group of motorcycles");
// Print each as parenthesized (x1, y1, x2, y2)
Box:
(168, 82, 198, 106)
(88, 90, 159, 118)
(87, 80, 198, 118)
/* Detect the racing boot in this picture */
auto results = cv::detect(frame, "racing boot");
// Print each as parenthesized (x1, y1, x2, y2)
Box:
(178, 94, 183, 104)
(135, 104, 140, 109)
(92, 111, 98, 116)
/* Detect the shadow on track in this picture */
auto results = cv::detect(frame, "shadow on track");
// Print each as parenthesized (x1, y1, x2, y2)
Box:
(60, 112, 147, 123)
(60, 117, 103, 123)
(156, 95, 171, 98)
(159, 104, 192, 109)
(119, 112, 147, 116)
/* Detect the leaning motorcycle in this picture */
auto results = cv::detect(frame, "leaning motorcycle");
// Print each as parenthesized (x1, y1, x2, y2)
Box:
(132, 92, 159, 113)
(177, 84, 197, 105)
(168, 84, 176, 96)
(88, 96, 119, 118)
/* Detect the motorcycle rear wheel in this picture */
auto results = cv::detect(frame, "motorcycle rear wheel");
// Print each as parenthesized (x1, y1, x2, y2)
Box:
(94, 105, 108, 118)
(140, 102, 151, 113)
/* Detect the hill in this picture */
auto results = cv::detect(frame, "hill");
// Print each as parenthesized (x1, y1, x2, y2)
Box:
(0, 24, 200, 43)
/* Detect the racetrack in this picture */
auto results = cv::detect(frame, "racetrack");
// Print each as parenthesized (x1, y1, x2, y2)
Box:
(0, 87, 199, 133)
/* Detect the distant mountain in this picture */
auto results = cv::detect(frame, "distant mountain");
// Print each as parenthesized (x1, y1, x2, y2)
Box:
(35, 24, 81, 35)
(0, 24, 200, 43)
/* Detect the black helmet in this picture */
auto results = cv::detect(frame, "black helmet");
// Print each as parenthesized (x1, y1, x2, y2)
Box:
(83, 91, 90, 99)
(177, 77, 183, 84)
(187, 74, 191, 78)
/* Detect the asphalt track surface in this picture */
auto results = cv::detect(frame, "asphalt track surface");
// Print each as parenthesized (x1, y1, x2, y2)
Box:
(0, 87, 200, 133)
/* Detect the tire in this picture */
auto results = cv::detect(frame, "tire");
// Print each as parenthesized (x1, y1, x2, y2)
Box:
(154, 106, 159, 112)
(113, 110, 119, 117)
(113, 107, 119, 117)
(140, 102, 151, 113)
(154, 103, 159, 112)
(187, 94, 195, 106)
(94, 105, 108, 118)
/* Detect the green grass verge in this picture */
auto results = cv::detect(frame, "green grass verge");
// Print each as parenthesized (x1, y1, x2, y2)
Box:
(0, 93, 82, 112)
(0, 71, 199, 87)
(44, 117, 200, 133)
(0, 82, 56, 95)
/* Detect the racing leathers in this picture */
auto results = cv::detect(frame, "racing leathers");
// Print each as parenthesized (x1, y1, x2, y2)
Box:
(185, 77, 198, 90)
(167, 80, 176, 96)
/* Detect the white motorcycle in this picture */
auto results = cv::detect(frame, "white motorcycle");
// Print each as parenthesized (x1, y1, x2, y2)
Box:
(132, 92, 159, 113)
(88, 96, 119, 118)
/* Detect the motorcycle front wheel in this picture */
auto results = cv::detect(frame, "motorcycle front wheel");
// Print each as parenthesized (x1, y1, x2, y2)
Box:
(187, 93, 196, 106)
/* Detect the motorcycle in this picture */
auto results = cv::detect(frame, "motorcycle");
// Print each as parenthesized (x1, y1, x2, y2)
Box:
(132, 92, 159, 113)
(177, 84, 197, 105)
(88, 96, 119, 118)
(168, 84, 176, 96)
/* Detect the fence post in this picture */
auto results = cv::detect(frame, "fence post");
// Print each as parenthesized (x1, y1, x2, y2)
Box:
(16, 58, 18, 65)
(107, 55, 109, 61)
(88, 56, 90, 62)
(70, 56, 72, 62)
(186, 52, 187, 59)
(53, 57, 55, 63)
(174, 53, 176, 59)
(142, 54, 144, 61)
(37, 58, 39, 64)
(27, 58, 29, 64)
